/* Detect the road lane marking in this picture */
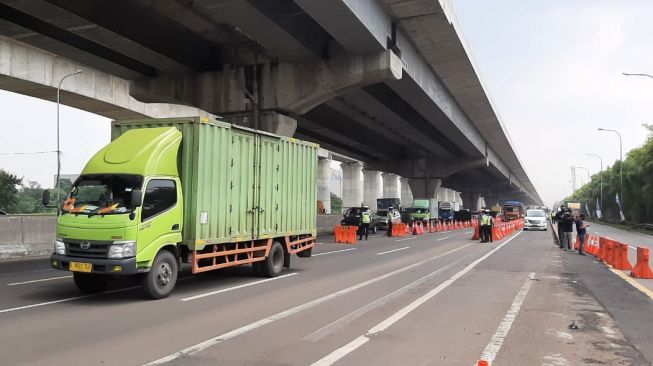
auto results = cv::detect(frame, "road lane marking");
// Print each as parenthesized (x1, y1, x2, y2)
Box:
(394, 237, 416, 242)
(594, 231, 601, 235)
(304, 258, 464, 342)
(313, 248, 357, 257)
(607, 267, 653, 301)
(310, 232, 523, 366)
(0, 286, 140, 315)
(143, 242, 476, 365)
(628, 245, 637, 250)
(376, 247, 410, 256)
(181, 273, 298, 302)
(478, 272, 536, 365)
(436, 236, 450, 242)
(7, 275, 73, 286)
(465, 231, 473, 234)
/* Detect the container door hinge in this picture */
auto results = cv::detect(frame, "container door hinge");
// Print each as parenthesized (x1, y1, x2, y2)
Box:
(229, 204, 233, 213)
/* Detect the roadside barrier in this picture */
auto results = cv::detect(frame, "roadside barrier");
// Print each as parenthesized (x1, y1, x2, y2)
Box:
(598, 237, 608, 262)
(472, 220, 480, 240)
(613, 242, 632, 271)
(606, 240, 616, 266)
(334, 225, 357, 244)
(477, 360, 489, 366)
(391, 223, 408, 237)
(631, 247, 653, 279)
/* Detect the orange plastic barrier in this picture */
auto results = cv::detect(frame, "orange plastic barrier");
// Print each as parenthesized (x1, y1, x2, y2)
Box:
(334, 225, 357, 244)
(491, 225, 501, 241)
(477, 361, 489, 366)
(472, 221, 480, 240)
(606, 240, 616, 266)
(612, 242, 632, 270)
(574, 235, 580, 251)
(597, 237, 608, 261)
(631, 247, 653, 279)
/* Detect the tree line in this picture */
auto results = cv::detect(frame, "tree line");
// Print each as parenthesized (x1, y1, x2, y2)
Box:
(0, 169, 71, 214)
(564, 124, 653, 224)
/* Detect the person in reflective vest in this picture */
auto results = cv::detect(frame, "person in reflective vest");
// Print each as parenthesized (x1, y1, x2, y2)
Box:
(387, 207, 395, 237)
(480, 209, 492, 243)
(359, 208, 372, 240)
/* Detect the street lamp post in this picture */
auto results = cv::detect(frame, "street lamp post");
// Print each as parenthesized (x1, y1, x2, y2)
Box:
(586, 153, 603, 214)
(56, 70, 83, 210)
(597, 128, 623, 214)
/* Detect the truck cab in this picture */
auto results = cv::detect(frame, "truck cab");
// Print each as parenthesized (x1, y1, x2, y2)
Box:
(409, 199, 431, 223)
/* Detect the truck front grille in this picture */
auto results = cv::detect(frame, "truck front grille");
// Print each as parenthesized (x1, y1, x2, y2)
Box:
(65, 241, 109, 258)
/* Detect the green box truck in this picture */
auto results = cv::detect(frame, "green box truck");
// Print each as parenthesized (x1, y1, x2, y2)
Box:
(46, 117, 317, 298)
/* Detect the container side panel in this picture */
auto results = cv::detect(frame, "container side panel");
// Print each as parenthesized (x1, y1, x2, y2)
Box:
(229, 131, 256, 239)
(257, 136, 280, 238)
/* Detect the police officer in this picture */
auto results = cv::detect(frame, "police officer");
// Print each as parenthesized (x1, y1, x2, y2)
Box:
(359, 208, 372, 240)
(386, 207, 394, 237)
(480, 209, 492, 243)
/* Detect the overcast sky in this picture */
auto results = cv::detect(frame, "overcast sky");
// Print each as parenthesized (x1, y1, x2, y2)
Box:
(1, 1, 652, 208)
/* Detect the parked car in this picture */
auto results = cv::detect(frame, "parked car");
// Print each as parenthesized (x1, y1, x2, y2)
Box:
(524, 209, 547, 231)
(340, 207, 384, 233)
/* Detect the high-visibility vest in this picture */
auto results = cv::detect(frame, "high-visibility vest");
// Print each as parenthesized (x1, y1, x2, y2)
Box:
(362, 212, 371, 223)
(481, 214, 491, 226)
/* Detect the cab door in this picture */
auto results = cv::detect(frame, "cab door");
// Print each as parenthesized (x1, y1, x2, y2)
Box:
(136, 178, 183, 264)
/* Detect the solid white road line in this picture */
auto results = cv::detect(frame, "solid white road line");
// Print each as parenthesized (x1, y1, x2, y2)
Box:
(7, 275, 72, 286)
(0, 286, 140, 315)
(181, 273, 298, 302)
(303, 258, 464, 342)
(312, 248, 357, 257)
(629, 245, 637, 250)
(310, 232, 523, 366)
(376, 247, 410, 256)
(143, 242, 476, 365)
(394, 237, 416, 242)
(465, 231, 473, 234)
(436, 236, 450, 242)
(477, 272, 536, 365)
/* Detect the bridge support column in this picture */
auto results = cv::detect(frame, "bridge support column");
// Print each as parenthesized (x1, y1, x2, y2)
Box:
(461, 192, 481, 212)
(363, 170, 382, 211)
(341, 162, 363, 208)
(483, 195, 499, 209)
(407, 178, 442, 200)
(382, 173, 399, 198)
(400, 177, 413, 207)
(317, 157, 332, 214)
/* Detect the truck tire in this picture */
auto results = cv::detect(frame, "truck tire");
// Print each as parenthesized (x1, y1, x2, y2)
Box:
(142, 250, 178, 299)
(261, 241, 285, 278)
(73, 273, 108, 294)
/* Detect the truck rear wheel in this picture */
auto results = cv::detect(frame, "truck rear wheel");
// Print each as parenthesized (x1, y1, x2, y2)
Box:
(261, 241, 285, 278)
(73, 273, 108, 294)
(142, 250, 178, 299)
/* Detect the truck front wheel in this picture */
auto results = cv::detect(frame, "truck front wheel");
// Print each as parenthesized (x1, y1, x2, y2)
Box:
(261, 242, 285, 278)
(73, 273, 108, 294)
(142, 250, 178, 299)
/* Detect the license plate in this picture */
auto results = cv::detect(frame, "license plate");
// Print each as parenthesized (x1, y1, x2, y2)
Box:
(69, 262, 93, 273)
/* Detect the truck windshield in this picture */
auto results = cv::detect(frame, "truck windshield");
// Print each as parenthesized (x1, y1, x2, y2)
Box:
(62, 174, 143, 215)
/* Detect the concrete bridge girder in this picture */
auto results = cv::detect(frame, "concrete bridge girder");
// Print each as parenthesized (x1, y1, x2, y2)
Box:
(130, 50, 402, 136)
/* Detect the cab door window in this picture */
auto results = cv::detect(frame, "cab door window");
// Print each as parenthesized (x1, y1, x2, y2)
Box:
(141, 179, 177, 221)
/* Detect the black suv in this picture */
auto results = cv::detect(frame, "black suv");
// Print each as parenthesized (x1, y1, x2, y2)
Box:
(340, 207, 385, 233)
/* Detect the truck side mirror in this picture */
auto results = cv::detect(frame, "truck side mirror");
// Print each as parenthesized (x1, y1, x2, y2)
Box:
(131, 190, 143, 207)
(41, 190, 50, 207)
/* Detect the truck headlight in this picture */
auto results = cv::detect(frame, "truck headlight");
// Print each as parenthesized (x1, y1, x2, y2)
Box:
(54, 239, 66, 255)
(108, 241, 136, 259)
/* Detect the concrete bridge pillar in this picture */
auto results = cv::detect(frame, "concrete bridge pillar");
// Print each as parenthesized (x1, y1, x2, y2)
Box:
(400, 177, 413, 208)
(461, 192, 481, 211)
(317, 157, 332, 214)
(341, 162, 364, 208)
(363, 170, 382, 211)
(407, 178, 442, 200)
(382, 173, 399, 198)
(483, 196, 499, 209)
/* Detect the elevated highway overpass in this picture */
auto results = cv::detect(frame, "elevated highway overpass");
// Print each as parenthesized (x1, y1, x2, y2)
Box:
(0, 0, 542, 211)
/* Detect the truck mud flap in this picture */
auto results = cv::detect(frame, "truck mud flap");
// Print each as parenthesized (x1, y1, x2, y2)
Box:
(285, 236, 316, 258)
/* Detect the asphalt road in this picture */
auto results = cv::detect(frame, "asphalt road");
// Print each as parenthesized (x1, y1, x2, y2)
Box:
(0, 227, 649, 365)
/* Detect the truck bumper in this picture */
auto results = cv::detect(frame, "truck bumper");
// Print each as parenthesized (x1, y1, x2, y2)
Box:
(50, 254, 143, 275)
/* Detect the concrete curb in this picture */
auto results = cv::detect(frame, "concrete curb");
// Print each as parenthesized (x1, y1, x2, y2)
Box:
(0, 243, 52, 261)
